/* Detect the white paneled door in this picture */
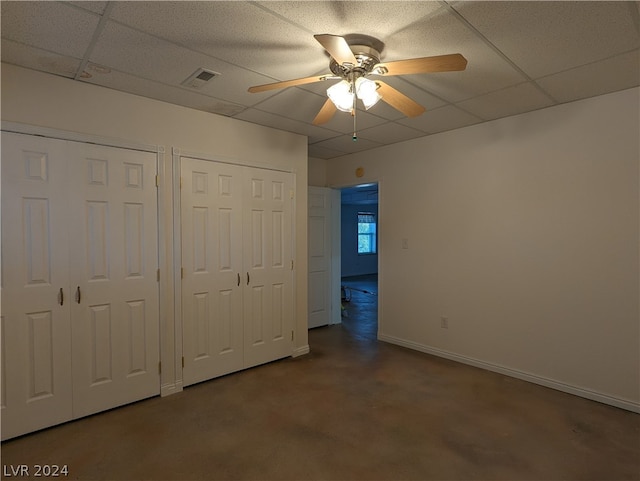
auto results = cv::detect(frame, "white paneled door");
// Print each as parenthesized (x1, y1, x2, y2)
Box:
(1, 133, 73, 439)
(181, 158, 293, 386)
(308, 187, 332, 329)
(68, 143, 160, 418)
(242, 167, 294, 369)
(180, 159, 244, 385)
(1, 132, 160, 440)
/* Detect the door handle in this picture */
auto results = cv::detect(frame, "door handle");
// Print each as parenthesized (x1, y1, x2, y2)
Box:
(246, 272, 250, 285)
(237, 273, 240, 287)
(76, 286, 81, 304)
(59, 288, 64, 306)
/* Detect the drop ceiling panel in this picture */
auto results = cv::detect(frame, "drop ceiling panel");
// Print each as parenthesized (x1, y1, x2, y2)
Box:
(108, 1, 326, 81)
(453, 1, 640, 79)
(1, 1, 99, 58)
(386, 8, 528, 102)
(399, 105, 481, 134)
(357, 121, 427, 145)
(90, 22, 276, 106)
(80, 69, 246, 117)
(234, 108, 339, 144)
(457, 82, 555, 121)
(313, 134, 383, 155)
(1, 41, 80, 79)
(256, 1, 442, 52)
(536, 50, 640, 104)
(308, 143, 346, 160)
(67, 2, 109, 15)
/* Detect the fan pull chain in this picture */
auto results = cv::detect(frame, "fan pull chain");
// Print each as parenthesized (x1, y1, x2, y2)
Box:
(352, 89, 358, 141)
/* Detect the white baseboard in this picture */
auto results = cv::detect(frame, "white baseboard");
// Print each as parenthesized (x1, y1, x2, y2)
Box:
(293, 344, 310, 357)
(161, 381, 183, 397)
(378, 333, 640, 414)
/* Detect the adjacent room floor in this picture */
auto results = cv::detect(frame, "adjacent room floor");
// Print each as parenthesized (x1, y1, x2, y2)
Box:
(2, 276, 638, 480)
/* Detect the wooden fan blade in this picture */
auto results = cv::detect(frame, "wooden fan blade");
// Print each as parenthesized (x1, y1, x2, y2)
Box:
(375, 81, 425, 118)
(313, 99, 337, 125)
(314, 34, 358, 66)
(374, 53, 467, 76)
(248, 75, 330, 93)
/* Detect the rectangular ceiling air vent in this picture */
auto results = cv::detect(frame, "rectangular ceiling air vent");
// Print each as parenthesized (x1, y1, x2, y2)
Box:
(181, 68, 220, 89)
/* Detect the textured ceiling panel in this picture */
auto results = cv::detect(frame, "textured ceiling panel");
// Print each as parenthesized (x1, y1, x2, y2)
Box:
(536, 49, 640, 104)
(454, 1, 640, 79)
(399, 104, 481, 134)
(90, 22, 275, 106)
(1, 1, 99, 58)
(356, 121, 428, 145)
(257, 1, 442, 57)
(2, 1, 638, 159)
(109, 1, 326, 81)
(1, 40, 80, 79)
(457, 82, 555, 121)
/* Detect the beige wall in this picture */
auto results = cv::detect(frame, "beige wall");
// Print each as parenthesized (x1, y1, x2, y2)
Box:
(327, 87, 640, 410)
(308, 156, 328, 187)
(1, 63, 310, 395)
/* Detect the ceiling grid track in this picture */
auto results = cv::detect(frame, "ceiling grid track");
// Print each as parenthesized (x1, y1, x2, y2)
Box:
(74, 1, 115, 81)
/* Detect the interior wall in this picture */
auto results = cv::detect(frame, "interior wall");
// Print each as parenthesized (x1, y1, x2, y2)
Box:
(327, 87, 640, 410)
(341, 203, 379, 277)
(308, 156, 328, 187)
(1, 63, 310, 395)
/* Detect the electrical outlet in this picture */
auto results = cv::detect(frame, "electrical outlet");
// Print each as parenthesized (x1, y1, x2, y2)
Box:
(441, 316, 449, 329)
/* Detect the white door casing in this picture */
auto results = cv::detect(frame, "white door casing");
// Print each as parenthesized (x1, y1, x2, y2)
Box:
(308, 187, 332, 329)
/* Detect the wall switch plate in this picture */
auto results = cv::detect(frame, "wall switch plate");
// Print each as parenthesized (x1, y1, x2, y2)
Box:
(402, 238, 409, 249)
(441, 316, 449, 329)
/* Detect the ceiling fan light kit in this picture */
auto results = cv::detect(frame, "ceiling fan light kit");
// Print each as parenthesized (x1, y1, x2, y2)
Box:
(248, 33, 468, 137)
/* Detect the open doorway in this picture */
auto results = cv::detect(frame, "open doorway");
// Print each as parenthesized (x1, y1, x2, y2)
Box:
(340, 184, 378, 340)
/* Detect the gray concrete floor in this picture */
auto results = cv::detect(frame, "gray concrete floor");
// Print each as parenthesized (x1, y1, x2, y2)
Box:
(2, 276, 639, 480)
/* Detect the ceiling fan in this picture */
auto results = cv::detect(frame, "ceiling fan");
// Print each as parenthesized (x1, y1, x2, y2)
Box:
(248, 34, 467, 134)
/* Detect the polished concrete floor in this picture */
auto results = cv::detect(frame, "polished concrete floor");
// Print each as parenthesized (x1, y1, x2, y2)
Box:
(2, 275, 639, 480)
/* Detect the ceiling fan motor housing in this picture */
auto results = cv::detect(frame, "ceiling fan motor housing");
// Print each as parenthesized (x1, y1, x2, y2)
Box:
(329, 44, 381, 79)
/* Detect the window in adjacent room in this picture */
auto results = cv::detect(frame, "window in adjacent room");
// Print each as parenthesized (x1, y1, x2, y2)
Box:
(357, 212, 377, 255)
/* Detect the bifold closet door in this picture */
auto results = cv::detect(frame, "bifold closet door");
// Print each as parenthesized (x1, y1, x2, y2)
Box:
(243, 168, 294, 369)
(1, 133, 73, 440)
(68, 143, 160, 418)
(1, 132, 160, 439)
(181, 159, 294, 385)
(181, 158, 244, 386)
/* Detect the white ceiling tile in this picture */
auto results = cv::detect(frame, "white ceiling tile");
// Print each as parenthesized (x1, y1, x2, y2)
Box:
(234, 108, 339, 144)
(308, 143, 346, 160)
(80, 69, 247, 117)
(384, 7, 528, 102)
(313, 135, 383, 155)
(457, 82, 555, 121)
(256, 1, 442, 51)
(454, 1, 640, 79)
(90, 22, 276, 107)
(536, 50, 640, 104)
(108, 1, 326, 81)
(1, 40, 80, 78)
(1, 1, 99, 58)
(357, 121, 427, 145)
(398, 105, 481, 134)
(66, 2, 108, 15)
